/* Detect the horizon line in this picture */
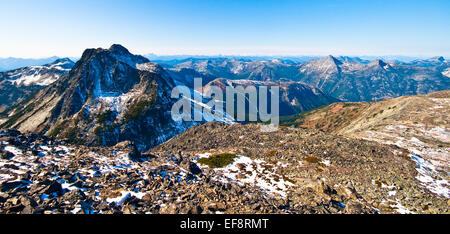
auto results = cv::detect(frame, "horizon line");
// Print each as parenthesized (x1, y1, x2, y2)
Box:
(0, 53, 447, 60)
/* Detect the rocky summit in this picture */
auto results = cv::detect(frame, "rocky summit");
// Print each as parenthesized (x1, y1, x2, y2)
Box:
(0, 45, 193, 151)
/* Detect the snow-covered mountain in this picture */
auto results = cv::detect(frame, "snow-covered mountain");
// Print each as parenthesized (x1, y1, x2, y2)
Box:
(0, 58, 74, 112)
(5, 58, 74, 86)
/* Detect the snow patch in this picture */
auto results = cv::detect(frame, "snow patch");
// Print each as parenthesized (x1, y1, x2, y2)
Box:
(4, 146, 23, 156)
(106, 190, 146, 206)
(196, 155, 294, 197)
(410, 154, 449, 198)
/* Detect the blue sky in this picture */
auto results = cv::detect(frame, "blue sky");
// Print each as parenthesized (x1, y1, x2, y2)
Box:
(0, 0, 449, 58)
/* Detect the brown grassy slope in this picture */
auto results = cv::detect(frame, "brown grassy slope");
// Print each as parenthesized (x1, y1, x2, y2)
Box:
(292, 90, 450, 169)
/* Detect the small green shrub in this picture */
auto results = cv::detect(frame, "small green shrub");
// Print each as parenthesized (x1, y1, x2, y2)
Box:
(48, 120, 69, 138)
(94, 126, 103, 136)
(97, 110, 115, 125)
(124, 99, 154, 121)
(197, 153, 237, 168)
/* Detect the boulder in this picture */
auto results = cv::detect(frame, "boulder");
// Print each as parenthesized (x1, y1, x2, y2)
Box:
(0, 181, 28, 192)
(0, 150, 14, 159)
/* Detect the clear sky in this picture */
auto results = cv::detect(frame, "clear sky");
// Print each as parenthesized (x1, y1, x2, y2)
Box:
(1, 0, 449, 58)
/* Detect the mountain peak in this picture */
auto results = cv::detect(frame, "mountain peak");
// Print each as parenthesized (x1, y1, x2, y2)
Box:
(430, 56, 445, 62)
(50, 57, 74, 65)
(77, 44, 149, 69)
(369, 59, 388, 67)
(324, 55, 342, 65)
(109, 44, 131, 54)
(2, 44, 186, 151)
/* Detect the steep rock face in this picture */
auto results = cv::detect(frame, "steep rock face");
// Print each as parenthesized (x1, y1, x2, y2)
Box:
(0, 58, 74, 112)
(1, 45, 192, 151)
(296, 56, 450, 101)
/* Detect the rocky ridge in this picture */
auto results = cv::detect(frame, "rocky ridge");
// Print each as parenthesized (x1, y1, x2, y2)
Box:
(289, 90, 450, 172)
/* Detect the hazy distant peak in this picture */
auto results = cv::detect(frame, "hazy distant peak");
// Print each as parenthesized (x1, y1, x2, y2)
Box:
(312, 55, 342, 66)
(429, 56, 445, 62)
(369, 59, 388, 66)
(51, 57, 73, 64)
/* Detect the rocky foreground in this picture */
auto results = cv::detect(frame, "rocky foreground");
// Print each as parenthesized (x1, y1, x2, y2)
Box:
(1, 122, 448, 214)
(0, 129, 288, 214)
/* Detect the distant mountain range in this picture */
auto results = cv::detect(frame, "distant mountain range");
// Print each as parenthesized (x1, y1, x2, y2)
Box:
(0, 54, 436, 72)
(145, 54, 430, 64)
(170, 55, 449, 102)
(0, 57, 61, 72)
(202, 78, 338, 117)
(296, 56, 449, 101)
